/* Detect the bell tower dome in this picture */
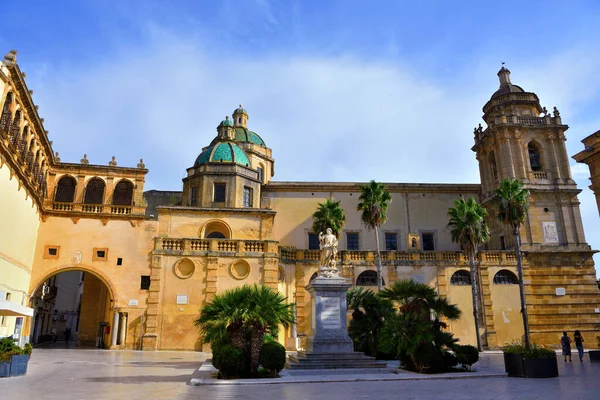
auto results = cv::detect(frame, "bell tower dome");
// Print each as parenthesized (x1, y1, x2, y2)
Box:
(233, 105, 248, 128)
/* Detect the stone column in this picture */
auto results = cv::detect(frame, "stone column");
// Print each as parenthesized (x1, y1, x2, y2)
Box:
(262, 257, 279, 291)
(205, 256, 219, 302)
(514, 133, 527, 180)
(111, 311, 119, 347)
(119, 313, 127, 346)
(502, 134, 516, 179)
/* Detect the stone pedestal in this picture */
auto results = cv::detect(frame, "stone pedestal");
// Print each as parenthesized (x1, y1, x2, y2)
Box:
(305, 275, 353, 353)
(287, 275, 387, 370)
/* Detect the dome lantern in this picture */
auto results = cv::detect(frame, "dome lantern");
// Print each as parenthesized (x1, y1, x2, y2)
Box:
(233, 104, 248, 128)
(217, 116, 235, 140)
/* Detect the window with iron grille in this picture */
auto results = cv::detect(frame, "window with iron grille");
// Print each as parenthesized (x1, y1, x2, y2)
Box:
(450, 270, 471, 285)
(84, 178, 105, 204)
(190, 186, 197, 206)
(385, 232, 398, 251)
(356, 270, 382, 286)
(308, 233, 319, 250)
(213, 183, 226, 202)
(422, 232, 435, 251)
(140, 276, 151, 290)
(243, 186, 253, 207)
(112, 180, 134, 205)
(346, 232, 359, 250)
(528, 142, 542, 171)
(55, 176, 77, 202)
(493, 270, 518, 284)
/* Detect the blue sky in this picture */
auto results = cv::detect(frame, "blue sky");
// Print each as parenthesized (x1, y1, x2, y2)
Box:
(2, 0, 600, 267)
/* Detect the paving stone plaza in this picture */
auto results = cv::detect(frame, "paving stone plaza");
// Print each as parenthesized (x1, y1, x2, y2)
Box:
(0, 345, 599, 400)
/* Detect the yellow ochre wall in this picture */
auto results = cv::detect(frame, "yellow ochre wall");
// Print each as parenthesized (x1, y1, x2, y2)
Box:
(0, 162, 40, 340)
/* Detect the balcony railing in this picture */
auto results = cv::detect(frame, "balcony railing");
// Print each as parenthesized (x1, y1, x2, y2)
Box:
(47, 201, 144, 217)
(154, 238, 277, 254)
(279, 249, 519, 266)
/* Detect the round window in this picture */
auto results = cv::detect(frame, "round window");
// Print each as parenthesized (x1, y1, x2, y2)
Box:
(230, 260, 251, 280)
(174, 258, 195, 279)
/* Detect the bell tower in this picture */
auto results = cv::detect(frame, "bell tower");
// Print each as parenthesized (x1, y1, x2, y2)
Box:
(473, 66, 588, 251)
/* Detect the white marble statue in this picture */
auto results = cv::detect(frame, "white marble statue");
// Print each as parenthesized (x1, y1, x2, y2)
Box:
(318, 228, 339, 277)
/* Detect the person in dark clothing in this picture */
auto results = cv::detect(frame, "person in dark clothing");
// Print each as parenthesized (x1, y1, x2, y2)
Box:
(561, 331, 572, 362)
(574, 330, 585, 362)
(64, 328, 71, 343)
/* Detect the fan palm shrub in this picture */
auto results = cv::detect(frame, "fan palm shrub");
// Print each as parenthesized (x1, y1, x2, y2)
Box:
(493, 178, 531, 349)
(447, 196, 490, 351)
(195, 284, 295, 377)
(357, 180, 392, 290)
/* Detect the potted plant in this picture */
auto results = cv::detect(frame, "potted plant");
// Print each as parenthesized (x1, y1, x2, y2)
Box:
(0, 338, 32, 378)
(589, 336, 600, 362)
(503, 342, 558, 378)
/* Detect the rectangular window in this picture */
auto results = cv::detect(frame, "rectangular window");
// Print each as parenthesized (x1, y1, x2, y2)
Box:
(44, 245, 60, 259)
(346, 232, 359, 251)
(385, 232, 398, 251)
(243, 186, 253, 207)
(140, 276, 151, 290)
(257, 167, 263, 183)
(213, 183, 226, 203)
(422, 233, 435, 251)
(93, 248, 108, 261)
(500, 236, 506, 250)
(308, 233, 320, 250)
(190, 186, 197, 206)
(5, 292, 11, 301)
(117, 258, 123, 266)
(0, 316, 5, 326)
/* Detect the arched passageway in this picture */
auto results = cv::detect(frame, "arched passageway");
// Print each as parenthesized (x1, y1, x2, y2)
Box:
(30, 269, 119, 348)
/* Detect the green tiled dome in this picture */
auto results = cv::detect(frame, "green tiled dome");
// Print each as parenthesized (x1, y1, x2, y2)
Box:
(195, 141, 251, 167)
(219, 116, 234, 127)
(233, 104, 248, 116)
(235, 127, 266, 147)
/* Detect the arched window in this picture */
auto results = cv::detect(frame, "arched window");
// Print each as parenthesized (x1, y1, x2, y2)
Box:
(309, 272, 318, 283)
(18, 126, 28, 155)
(450, 270, 471, 285)
(10, 110, 21, 143)
(206, 232, 226, 239)
(84, 178, 105, 204)
(356, 270, 383, 286)
(528, 142, 542, 171)
(489, 151, 498, 182)
(112, 180, 134, 205)
(55, 176, 77, 203)
(493, 270, 518, 285)
(0, 92, 13, 131)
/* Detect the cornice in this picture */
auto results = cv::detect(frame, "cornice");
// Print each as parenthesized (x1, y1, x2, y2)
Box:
(263, 181, 481, 194)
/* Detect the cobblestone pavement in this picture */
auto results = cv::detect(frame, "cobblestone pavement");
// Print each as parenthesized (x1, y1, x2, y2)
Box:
(1, 344, 599, 400)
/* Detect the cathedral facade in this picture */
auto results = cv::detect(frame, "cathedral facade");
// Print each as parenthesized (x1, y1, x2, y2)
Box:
(1, 49, 599, 351)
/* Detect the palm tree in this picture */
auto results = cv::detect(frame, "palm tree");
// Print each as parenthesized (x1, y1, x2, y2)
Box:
(346, 287, 394, 357)
(447, 197, 490, 351)
(195, 284, 295, 376)
(357, 180, 392, 290)
(312, 199, 346, 238)
(493, 178, 531, 349)
(245, 285, 295, 375)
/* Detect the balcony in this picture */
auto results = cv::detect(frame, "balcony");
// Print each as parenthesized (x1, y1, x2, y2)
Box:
(47, 200, 144, 217)
(153, 238, 278, 255)
(279, 248, 520, 266)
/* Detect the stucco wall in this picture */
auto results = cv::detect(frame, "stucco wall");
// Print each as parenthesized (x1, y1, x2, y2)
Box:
(0, 162, 40, 340)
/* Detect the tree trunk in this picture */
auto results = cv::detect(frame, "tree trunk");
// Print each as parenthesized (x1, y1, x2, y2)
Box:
(469, 251, 482, 352)
(514, 224, 531, 349)
(227, 322, 246, 350)
(250, 323, 265, 376)
(375, 225, 383, 290)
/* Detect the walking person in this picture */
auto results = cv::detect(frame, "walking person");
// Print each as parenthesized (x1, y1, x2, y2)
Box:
(574, 330, 585, 362)
(561, 331, 572, 362)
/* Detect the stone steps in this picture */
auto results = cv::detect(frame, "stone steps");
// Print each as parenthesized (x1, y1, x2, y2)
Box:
(286, 351, 388, 370)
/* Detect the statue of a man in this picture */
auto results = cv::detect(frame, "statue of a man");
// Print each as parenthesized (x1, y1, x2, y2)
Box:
(319, 228, 339, 276)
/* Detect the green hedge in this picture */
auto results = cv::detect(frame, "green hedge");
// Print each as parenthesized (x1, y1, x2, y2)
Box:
(259, 341, 286, 376)
(213, 344, 247, 379)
